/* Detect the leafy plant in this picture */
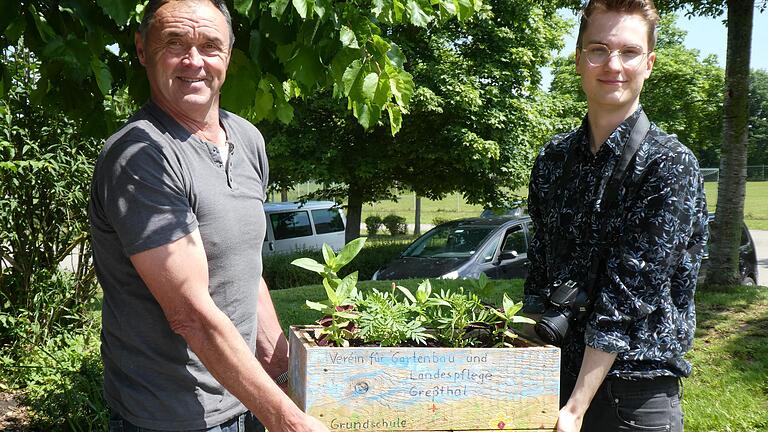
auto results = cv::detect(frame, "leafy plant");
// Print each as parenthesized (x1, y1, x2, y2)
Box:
(432, 216, 452, 226)
(293, 241, 534, 348)
(293, 239, 366, 347)
(356, 286, 432, 346)
(382, 214, 407, 235)
(0, 44, 105, 348)
(364, 215, 384, 236)
(487, 294, 536, 347)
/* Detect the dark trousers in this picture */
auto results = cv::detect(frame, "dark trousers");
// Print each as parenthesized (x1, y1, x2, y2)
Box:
(561, 374, 684, 431)
(108, 410, 266, 432)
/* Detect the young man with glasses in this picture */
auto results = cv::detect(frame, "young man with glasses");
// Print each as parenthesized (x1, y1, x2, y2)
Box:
(523, 1, 708, 431)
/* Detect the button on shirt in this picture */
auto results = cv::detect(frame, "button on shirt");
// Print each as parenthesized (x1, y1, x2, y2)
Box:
(524, 107, 709, 380)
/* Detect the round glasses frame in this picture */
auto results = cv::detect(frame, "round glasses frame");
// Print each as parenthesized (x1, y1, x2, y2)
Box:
(580, 44, 649, 68)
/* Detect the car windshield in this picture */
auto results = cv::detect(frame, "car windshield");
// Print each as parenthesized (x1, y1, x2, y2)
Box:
(402, 223, 496, 258)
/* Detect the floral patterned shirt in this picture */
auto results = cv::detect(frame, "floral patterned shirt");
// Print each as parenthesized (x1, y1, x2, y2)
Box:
(524, 107, 709, 379)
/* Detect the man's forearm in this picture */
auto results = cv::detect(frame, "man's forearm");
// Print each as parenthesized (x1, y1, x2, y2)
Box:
(181, 300, 303, 431)
(256, 277, 289, 377)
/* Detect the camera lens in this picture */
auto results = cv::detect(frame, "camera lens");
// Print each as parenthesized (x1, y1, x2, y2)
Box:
(534, 310, 571, 346)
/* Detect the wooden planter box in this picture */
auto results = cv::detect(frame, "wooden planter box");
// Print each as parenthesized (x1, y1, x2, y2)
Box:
(288, 326, 560, 431)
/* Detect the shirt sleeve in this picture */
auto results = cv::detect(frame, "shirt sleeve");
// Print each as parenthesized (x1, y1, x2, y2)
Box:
(95, 139, 198, 256)
(523, 150, 550, 314)
(585, 148, 706, 353)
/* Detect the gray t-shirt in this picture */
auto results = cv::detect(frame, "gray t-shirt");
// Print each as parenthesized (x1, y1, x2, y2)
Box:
(89, 101, 269, 430)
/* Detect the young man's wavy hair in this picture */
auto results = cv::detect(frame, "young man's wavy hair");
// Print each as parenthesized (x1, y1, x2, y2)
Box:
(576, 0, 660, 51)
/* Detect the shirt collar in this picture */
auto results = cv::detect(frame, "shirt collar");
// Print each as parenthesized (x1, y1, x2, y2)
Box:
(581, 105, 646, 157)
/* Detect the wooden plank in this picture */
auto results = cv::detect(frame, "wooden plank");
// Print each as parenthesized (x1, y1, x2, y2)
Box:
(289, 326, 560, 431)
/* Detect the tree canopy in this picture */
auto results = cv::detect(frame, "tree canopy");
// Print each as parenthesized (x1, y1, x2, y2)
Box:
(264, 0, 570, 239)
(0, 0, 486, 137)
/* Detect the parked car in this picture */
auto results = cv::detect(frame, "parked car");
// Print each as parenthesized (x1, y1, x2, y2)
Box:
(371, 215, 533, 281)
(372, 213, 760, 287)
(262, 201, 346, 255)
(699, 217, 759, 285)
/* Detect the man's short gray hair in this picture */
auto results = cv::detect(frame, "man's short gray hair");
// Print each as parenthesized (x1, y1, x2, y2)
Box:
(138, 0, 235, 48)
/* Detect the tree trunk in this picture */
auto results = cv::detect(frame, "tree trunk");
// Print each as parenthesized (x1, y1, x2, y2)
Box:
(414, 195, 421, 236)
(280, 187, 288, 202)
(345, 185, 363, 243)
(706, 0, 753, 287)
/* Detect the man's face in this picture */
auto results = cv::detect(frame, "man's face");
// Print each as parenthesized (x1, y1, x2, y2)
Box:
(575, 11, 656, 113)
(135, 0, 231, 118)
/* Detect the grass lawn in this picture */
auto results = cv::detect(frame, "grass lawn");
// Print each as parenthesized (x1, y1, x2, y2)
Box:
(271, 281, 768, 432)
(704, 181, 768, 230)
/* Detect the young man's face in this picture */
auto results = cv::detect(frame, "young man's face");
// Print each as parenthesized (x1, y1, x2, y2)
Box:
(135, 0, 231, 119)
(575, 11, 656, 113)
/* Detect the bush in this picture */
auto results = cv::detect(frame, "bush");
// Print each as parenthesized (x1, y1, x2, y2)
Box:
(364, 215, 383, 235)
(1, 45, 103, 347)
(432, 216, 451, 226)
(0, 303, 107, 431)
(382, 214, 407, 236)
(263, 240, 409, 290)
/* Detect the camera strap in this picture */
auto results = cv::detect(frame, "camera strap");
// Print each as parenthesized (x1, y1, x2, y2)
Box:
(584, 111, 650, 296)
(546, 111, 650, 297)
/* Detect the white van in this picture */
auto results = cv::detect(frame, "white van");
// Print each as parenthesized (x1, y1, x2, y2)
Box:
(262, 201, 347, 255)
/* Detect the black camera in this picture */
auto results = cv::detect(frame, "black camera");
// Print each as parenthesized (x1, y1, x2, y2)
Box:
(534, 279, 591, 347)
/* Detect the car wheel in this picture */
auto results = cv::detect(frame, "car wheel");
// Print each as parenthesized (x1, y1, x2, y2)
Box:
(741, 276, 756, 286)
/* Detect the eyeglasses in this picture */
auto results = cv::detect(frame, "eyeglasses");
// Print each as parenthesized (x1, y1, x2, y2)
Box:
(581, 44, 648, 68)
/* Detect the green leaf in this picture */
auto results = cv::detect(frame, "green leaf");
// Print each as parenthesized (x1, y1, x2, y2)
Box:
(361, 72, 379, 101)
(340, 26, 359, 49)
(220, 49, 259, 112)
(275, 100, 294, 123)
(90, 57, 112, 96)
(313, 0, 329, 18)
(323, 278, 339, 304)
(342, 59, 363, 96)
(334, 311, 359, 320)
(322, 243, 336, 266)
(405, 0, 431, 27)
(354, 102, 381, 129)
(454, 0, 474, 20)
(415, 279, 431, 302)
(502, 293, 514, 314)
(386, 43, 405, 69)
(269, 0, 290, 17)
(292, 0, 308, 18)
(254, 87, 275, 121)
(305, 300, 329, 312)
(372, 0, 388, 16)
(335, 237, 366, 268)
(388, 68, 414, 108)
(387, 104, 402, 135)
(396, 285, 417, 303)
(96, 0, 134, 27)
(285, 45, 324, 90)
(512, 315, 536, 325)
(336, 272, 358, 300)
(291, 257, 326, 274)
(235, 0, 254, 16)
(29, 5, 57, 43)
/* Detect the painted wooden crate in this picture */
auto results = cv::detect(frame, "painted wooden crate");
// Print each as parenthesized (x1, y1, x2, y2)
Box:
(288, 326, 560, 431)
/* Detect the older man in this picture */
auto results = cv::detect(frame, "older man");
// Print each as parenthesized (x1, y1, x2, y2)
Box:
(89, 1, 329, 430)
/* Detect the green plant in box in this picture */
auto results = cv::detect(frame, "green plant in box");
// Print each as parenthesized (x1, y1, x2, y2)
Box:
(293, 239, 366, 347)
(293, 239, 534, 348)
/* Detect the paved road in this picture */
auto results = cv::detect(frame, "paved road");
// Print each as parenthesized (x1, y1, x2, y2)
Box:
(751, 230, 768, 285)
